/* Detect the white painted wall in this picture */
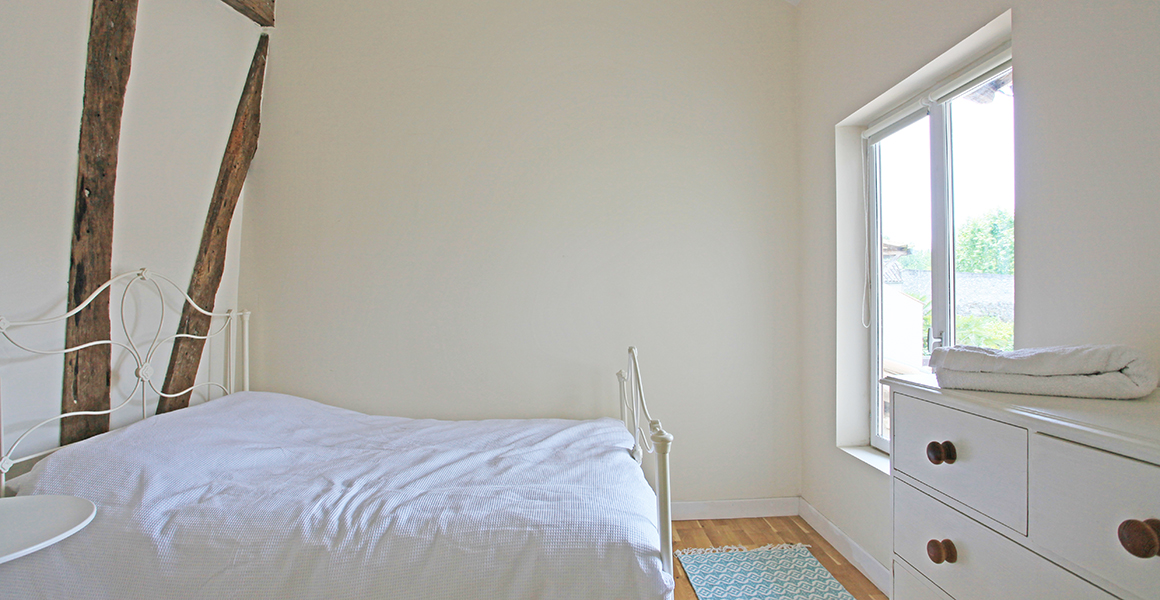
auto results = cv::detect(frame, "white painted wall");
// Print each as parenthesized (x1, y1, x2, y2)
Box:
(0, 0, 259, 456)
(799, 0, 1160, 570)
(240, 0, 801, 504)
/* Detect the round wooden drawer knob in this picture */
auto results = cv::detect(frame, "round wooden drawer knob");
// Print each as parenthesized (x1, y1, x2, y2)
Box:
(926, 440, 957, 465)
(927, 539, 958, 564)
(1118, 518, 1160, 559)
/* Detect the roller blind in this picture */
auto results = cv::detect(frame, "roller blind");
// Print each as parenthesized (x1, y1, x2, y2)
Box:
(863, 42, 1011, 144)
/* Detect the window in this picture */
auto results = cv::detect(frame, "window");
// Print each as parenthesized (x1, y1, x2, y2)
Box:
(867, 55, 1015, 452)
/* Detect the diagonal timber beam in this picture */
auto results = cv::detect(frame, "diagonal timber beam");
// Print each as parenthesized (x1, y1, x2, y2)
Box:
(220, 0, 274, 27)
(62, 0, 140, 445)
(158, 34, 269, 414)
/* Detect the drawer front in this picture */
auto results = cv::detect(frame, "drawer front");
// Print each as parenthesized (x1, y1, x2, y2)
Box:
(893, 392, 1029, 532)
(894, 479, 1115, 600)
(894, 560, 953, 600)
(1030, 434, 1160, 600)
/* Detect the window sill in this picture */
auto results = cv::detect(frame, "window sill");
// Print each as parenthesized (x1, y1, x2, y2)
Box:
(840, 445, 891, 475)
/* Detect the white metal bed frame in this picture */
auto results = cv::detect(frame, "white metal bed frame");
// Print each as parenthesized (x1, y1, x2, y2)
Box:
(0, 268, 250, 496)
(619, 346, 675, 575)
(0, 270, 674, 576)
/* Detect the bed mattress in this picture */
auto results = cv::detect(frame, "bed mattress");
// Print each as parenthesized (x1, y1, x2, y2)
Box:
(1, 392, 674, 599)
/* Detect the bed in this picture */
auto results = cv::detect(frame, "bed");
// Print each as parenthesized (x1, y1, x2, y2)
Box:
(0, 269, 675, 599)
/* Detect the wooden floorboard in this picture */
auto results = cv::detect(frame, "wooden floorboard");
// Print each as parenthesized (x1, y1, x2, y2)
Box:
(672, 516, 888, 600)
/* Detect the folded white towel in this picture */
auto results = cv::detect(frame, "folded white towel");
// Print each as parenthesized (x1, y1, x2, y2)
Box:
(929, 344, 1159, 399)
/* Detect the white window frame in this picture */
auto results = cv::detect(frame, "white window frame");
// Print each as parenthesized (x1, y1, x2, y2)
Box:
(865, 45, 1013, 453)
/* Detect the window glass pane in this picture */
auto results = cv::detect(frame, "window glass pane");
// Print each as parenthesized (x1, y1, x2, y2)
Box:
(876, 114, 932, 441)
(949, 70, 1015, 351)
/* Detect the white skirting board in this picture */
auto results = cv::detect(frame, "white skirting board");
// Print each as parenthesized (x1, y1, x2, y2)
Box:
(671, 497, 799, 521)
(797, 498, 892, 597)
(672, 497, 892, 598)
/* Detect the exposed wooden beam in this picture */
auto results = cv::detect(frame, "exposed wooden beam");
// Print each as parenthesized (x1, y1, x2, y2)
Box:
(158, 34, 269, 414)
(220, 0, 274, 27)
(61, 0, 140, 445)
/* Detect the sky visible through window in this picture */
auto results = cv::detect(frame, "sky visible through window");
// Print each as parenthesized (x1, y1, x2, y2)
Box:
(880, 81, 1015, 256)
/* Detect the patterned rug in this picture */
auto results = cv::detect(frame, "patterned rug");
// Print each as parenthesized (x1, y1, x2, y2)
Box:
(675, 544, 856, 600)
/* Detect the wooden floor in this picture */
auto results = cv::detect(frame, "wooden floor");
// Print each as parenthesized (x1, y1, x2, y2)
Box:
(672, 517, 888, 600)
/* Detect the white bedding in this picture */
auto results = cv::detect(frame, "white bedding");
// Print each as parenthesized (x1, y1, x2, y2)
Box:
(1, 392, 674, 599)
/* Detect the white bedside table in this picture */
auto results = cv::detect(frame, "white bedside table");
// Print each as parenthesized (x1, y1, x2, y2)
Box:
(0, 495, 96, 565)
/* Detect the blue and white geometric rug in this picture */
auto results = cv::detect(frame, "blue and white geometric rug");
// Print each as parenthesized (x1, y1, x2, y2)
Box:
(675, 544, 856, 600)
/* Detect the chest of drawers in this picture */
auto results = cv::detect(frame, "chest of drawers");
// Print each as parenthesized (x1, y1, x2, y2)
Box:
(885, 375, 1160, 600)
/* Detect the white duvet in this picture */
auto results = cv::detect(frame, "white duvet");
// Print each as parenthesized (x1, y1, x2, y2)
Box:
(2, 392, 674, 600)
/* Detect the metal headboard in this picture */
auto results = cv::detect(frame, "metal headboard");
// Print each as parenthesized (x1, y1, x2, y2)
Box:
(0, 268, 249, 495)
(617, 346, 674, 575)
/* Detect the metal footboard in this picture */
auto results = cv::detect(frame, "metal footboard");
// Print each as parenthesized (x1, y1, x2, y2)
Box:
(618, 346, 674, 575)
